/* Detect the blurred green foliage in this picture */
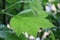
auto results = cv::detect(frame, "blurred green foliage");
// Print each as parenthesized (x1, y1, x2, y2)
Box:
(0, 0, 60, 40)
(0, 24, 20, 40)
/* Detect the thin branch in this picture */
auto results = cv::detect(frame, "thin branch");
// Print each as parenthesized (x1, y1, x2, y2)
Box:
(0, 10, 14, 17)
(19, 9, 31, 14)
(0, 1, 29, 16)
(4, 1, 29, 11)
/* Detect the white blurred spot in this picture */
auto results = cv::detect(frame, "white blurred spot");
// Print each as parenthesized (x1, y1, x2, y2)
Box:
(7, 24, 11, 28)
(36, 37, 40, 40)
(24, 32, 29, 38)
(29, 35, 35, 40)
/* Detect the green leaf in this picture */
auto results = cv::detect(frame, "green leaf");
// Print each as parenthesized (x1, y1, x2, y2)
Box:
(19, 33, 27, 40)
(0, 24, 20, 40)
(29, 0, 48, 18)
(50, 31, 56, 40)
(10, 0, 55, 37)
